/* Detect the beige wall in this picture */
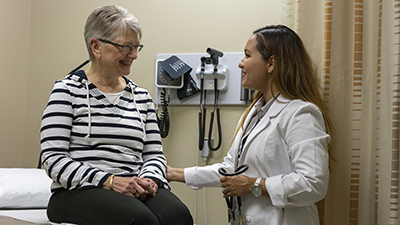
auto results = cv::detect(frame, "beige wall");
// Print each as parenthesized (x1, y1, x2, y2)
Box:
(1, 0, 281, 224)
(0, 0, 31, 167)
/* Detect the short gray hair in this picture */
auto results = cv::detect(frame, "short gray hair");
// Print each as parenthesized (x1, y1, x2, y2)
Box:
(84, 5, 142, 60)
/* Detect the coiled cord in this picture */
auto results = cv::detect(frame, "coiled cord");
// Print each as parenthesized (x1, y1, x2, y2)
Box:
(157, 88, 170, 138)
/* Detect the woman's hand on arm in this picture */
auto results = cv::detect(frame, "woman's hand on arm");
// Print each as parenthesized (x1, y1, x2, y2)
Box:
(166, 165, 185, 183)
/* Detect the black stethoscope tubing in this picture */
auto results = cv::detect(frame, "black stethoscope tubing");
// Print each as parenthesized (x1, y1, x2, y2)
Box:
(67, 59, 90, 75)
(207, 65, 222, 150)
(218, 164, 249, 223)
(198, 58, 207, 150)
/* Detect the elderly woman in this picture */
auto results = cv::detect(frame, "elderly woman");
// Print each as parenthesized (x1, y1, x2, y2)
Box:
(40, 5, 193, 225)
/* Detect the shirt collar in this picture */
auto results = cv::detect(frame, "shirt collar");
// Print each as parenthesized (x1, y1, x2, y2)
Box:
(254, 92, 280, 120)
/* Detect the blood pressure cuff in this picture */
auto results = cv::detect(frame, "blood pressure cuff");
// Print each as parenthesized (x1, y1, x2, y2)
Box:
(160, 55, 192, 79)
(177, 72, 200, 100)
(160, 55, 199, 100)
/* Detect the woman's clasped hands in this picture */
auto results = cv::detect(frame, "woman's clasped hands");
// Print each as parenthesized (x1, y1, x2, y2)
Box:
(104, 176, 158, 201)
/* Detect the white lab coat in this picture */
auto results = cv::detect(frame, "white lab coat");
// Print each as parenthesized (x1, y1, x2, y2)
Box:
(184, 94, 330, 225)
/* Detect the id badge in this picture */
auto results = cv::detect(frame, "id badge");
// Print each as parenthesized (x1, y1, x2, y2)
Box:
(234, 209, 247, 225)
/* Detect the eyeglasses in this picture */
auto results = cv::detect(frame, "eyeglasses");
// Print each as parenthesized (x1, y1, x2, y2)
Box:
(98, 39, 143, 53)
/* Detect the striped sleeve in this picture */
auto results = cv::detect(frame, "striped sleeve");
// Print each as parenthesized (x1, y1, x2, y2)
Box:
(40, 81, 109, 190)
(137, 91, 169, 189)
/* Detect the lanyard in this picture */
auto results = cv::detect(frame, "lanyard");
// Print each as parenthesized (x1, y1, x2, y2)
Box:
(221, 116, 259, 224)
(237, 118, 260, 165)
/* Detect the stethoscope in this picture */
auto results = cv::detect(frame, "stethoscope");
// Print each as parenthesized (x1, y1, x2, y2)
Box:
(198, 48, 223, 151)
(218, 164, 249, 224)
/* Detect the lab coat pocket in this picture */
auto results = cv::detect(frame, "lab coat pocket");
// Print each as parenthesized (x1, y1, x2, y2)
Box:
(244, 207, 283, 225)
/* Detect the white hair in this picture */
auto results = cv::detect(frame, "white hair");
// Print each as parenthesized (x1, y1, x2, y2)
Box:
(84, 5, 142, 60)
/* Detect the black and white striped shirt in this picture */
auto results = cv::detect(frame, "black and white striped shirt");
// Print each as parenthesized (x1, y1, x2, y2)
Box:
(40, 70, 168, 191)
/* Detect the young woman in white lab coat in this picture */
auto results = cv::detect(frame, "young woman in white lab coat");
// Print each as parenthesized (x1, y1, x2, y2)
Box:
(167, 25, 333, 225)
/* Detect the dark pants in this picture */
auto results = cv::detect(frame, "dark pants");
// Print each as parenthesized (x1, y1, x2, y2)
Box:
(47, 188, 193, 225)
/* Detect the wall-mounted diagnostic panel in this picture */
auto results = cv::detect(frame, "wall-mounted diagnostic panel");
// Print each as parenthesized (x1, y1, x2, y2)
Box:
(154, 52, 251, 106)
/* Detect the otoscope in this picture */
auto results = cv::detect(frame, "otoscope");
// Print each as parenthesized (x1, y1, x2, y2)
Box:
(198, 48, 223, 151)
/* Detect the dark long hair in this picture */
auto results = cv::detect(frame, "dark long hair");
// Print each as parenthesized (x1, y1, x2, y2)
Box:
(233, 25, 333, 154)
